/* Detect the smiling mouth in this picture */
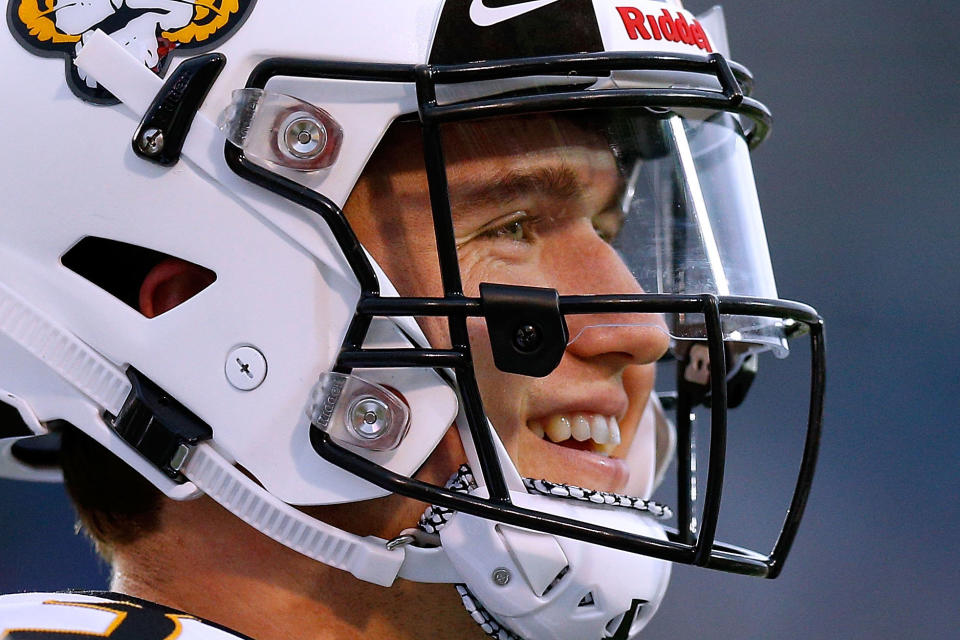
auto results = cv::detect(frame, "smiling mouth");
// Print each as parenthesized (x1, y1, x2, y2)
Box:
(528, 413, 622, 456)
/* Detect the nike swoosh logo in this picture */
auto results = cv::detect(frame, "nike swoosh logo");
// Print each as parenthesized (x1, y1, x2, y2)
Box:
(468, 0, 562, 27)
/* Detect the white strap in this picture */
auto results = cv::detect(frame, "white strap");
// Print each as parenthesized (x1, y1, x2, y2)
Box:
(397, 545, 462, 584)
(0, 276, 462, 585)
(74, 30, 228, 193)
(0, 281, 130, 416)
(75, 30, 162, 116)
(183, 443, 461, 587)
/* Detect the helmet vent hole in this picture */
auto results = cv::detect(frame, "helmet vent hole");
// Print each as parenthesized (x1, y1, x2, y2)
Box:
(577, 591, 596, 608)
(539, 565, 570, 597)
(62, 237, 216, 318)
(605, 612, 626, 635)
(604, 600, 648, 637)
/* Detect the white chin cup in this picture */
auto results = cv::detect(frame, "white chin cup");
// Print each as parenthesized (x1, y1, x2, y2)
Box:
(439, 489, 671, 640)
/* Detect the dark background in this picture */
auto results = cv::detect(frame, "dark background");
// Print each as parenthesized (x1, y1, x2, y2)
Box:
(2, 2, 958, 638)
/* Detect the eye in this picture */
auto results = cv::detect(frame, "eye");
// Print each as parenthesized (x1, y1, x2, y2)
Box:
(457, 211, 533, 247)
(592, 208, 624, 243)
(490, 217, 526, 242)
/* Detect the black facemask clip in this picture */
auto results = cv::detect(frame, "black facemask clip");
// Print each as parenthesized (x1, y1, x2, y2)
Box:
(480, 283, 569, 378)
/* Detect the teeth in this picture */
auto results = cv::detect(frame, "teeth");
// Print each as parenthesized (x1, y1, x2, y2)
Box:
(571, 414, 591, 441)
(595, 442, 618, 457)
(529, 412, 623, 454)
(529, 420, 545, 439)
(590, 414, 609, 444)
(607, 416, 621, 446)
(545, 415, 572, 443)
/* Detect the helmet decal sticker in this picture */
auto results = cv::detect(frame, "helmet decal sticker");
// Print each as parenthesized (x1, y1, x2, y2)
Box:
(6, 0, 256, 104)
(614, 4, 713, 52)
(430, 0, 604, 65)
(467, 0, 561, 27)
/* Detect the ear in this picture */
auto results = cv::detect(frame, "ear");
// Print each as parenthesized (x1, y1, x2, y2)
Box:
(139, 258, 216, 318)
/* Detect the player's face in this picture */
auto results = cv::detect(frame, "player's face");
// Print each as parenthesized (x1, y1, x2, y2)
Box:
(345, 115, 669, 493)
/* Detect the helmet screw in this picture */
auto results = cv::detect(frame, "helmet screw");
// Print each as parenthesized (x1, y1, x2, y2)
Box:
(513, 324, 542, 353)
(225, 346, 267, 391)
(491, 567, 512, 586)
(347, 397, 391, 440)
(137, 128, 165, 156)
(282, 116, 327, 159)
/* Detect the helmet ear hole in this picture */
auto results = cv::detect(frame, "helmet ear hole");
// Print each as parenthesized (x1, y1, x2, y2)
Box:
(139, 258, 217, 318)
(61, 237, 216, 317)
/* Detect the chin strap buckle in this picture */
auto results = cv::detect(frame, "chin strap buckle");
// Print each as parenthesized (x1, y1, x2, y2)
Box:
(107, 368, 213, 481)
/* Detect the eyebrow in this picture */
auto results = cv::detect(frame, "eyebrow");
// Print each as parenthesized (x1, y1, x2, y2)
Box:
(451, 165, 586, 209)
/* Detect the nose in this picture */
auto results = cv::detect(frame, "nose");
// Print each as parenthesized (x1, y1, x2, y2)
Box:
(553, 228, 670, 366)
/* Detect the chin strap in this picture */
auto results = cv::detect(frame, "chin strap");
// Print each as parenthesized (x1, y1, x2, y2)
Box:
(0, 271, 459, 585)
(0, 282, 131, 417)
(417, 465, 673, 640)
(181, 442, 460, 587)
(417, 466, 520, 639)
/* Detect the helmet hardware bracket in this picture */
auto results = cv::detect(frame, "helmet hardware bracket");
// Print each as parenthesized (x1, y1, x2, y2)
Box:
(133, 53, 227, 167)
(480, 282, 569, 378)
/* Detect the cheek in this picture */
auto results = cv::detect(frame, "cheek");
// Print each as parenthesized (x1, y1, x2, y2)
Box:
(457, 250, 498, 298)
(462, 317, 530, 452)
(344, 181, 444, 298)
(417, 316, 451, 350)
(457, 248, 551, 298)
(616, 364, 657, 454)
(379, 234, 444, 299)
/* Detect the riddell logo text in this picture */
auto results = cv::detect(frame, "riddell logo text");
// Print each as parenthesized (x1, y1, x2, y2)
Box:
(615, 7, 713, 53)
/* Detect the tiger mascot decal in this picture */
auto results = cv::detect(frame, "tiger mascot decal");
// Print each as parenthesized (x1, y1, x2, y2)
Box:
(7, 0, 256, 103)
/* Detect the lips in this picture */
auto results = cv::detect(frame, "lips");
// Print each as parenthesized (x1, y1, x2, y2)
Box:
(528, 413, 622, 456)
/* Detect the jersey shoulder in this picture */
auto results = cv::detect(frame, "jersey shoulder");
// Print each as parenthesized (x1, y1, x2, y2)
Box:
(0, 592, 254, 640)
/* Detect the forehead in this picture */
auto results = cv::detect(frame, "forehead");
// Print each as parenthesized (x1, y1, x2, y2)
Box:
(444, 117, 621, 220)
(364, 113, 614, 179)
(348, 113, 621, 232)
(441, 114, 611, 164)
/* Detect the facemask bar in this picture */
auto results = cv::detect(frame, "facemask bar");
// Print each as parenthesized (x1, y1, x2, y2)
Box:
(223, 51, 823, 578)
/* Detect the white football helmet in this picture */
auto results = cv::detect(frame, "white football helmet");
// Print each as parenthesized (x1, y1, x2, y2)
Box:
(0, 1, 824, 638)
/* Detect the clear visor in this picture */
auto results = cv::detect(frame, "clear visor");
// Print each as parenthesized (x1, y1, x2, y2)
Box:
(439, 108, 787, 358)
